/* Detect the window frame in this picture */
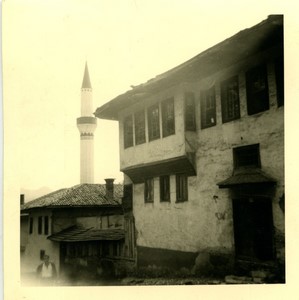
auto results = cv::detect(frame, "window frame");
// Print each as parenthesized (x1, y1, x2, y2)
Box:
(38, 216, 43, 235)
(176, 174, 188, 203)
(184, 92, 196, 131)
(134, 110, 146, 145)
(246, 64, 270, 115)
(161, 97, 175, 137)
(144, 178, 154, 203)
(221, 76, 240, 123)
(233, 144, 261, 169)
(200, 86, 216, 129)
(159, 175, 170, 202)
(44, 216, 49, 235)
(147, 104, 160, 141)
(123, 115, 134, 149)
(29, 217, 34, 234)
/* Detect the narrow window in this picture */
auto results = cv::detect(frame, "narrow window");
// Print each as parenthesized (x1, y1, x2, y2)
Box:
(44, 216, 49, 235)
(201, 86, 216, 129)
(40, 249, 45, 260)
(185, 92, 196, 131)
(124, 115, 133, 148)
(134, 110, 146, 145)
(38, 216, 42, 235)
(29, 217, 33, 234)
(176, 174, 188, 202)
(160, 175, 170, 202)
(162, 98, 175, 137)
(246, 64, 269, 115)
(144, 178, 154, 203)
(221, 76, 240, 123)
(275, 57, 284, 107)
(148, 104, 160, 141)
(233, 144, 260, 169)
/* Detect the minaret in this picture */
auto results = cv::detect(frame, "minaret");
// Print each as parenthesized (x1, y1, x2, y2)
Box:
(77, 62, 97, 183)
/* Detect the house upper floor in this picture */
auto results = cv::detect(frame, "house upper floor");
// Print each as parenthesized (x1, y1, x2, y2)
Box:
(95, 15, 284, 183)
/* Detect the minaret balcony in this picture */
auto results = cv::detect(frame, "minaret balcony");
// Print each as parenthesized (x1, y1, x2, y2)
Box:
(77, 116, 97, 125)
(77, 117, 97, 134)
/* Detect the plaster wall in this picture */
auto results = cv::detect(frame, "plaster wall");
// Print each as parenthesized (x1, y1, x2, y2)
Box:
(21, 209, 60, 274)
(76, 214, 124, 229)
(118, 86, 187, 170)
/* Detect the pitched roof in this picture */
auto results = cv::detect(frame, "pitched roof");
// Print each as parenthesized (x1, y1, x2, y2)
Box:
(217, 167, 276, 188)
(21, 183, 123, 210)
(81, 62, 92, 89)
(95, 15, 283, 120)
(47, 225, 125, 242)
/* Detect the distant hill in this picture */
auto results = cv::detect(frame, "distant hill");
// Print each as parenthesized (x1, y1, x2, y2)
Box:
(20, 186, 53, 203)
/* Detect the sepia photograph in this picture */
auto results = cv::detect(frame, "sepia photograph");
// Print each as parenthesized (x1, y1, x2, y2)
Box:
(3, 1, 299, 299)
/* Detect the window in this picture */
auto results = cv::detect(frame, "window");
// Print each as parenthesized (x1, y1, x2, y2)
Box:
(185, 92, 196, 131)
(44, 216, 49, 235)
(124, 115, 133, 148)
(176, 174, 188, 202)
(233, 144, 260, 169)
(29, 217, 33, 234)
(201, 86, 216, 129)
(148, 104, 160, 141)
(160, 175, 170, 202)
(221, 76, 240, 123)
(38, 216, 42, 235)
(246, 64, 269, 115)
(275, 57, 284, 107)
(40, 250, 45, 260)
(162, 98, 175, 137)
(134, 110, 146, 145)
(144, 178, 154, 203)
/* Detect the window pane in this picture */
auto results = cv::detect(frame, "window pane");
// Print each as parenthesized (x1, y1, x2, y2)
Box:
(221, 76, 240, 123)
(134, 110, 146, 145)
(185, 92, 196, 131)
(160, 175, 170, 202)
(124, 115, 133, 148)
(148, 104, 160, 141)
(29, 217, 33, 234)
(144, 178, 154, 203)
(44, 216, 49, 235)
(176, 174, 188, 202)
(162, 98, 175, 137)
(246, 64, 269, 115)
(201, 87, 216, 129)
(233, 144, 260, 169)
(38, 216, 42, 235)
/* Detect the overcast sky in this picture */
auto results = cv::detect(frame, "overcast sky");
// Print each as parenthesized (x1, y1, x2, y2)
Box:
(3, 0, 291, 192)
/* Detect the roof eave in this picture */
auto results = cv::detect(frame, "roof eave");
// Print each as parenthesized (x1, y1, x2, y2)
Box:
(95, 15, 283, 120)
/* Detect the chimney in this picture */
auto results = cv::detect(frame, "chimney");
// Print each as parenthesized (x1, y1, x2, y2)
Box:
(105, 178, 115, 199)
(20, 194, 25, 205)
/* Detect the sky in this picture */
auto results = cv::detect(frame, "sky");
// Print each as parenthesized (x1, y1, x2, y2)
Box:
(2, 0, 293, 193)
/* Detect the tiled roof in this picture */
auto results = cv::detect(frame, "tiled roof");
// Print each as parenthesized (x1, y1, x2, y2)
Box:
(217, 168, 276, 188)
(21, 184, 123, 210)
(47, 225, 125, 242)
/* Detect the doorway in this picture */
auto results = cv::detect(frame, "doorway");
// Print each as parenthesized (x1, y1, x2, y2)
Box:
(232, 197, 275, 261)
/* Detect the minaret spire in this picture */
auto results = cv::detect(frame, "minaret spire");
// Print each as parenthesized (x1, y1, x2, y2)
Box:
(81, 62, 92, 89)
(77, 62, 97, 184)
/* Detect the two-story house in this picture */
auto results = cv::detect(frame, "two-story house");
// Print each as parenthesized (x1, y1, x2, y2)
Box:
(95, 15, 284, 278)
(20, 180, 136, 281)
